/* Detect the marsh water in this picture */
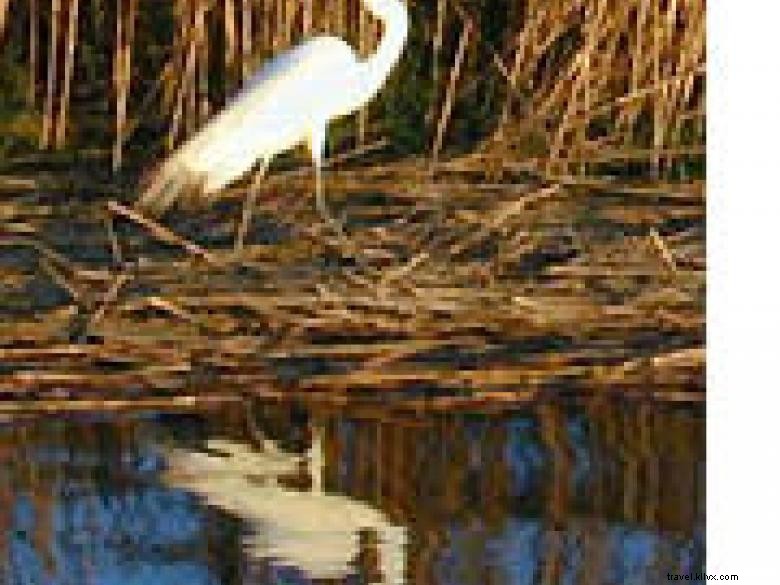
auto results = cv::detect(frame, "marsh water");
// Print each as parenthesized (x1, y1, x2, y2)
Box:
(0, 398, 704, 584)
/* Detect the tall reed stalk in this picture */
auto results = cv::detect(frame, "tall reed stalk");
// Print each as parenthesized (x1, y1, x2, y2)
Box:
(432, 19, 471, 163)
(40, 0, 60, 149)
(357, 1, 369, 143)
(224, 0, 236, 91)
(184, 0, 196, 134)
(302, 0, 311, 35)
(196, 0, 209, 123)
(112, 0, 136, 171)
(0, 0, 9, 41)
(2, 0, 704, 178)
(28, 0, 38, 107)
(240, 0, 250, 81)
(55, 0, 78, 147)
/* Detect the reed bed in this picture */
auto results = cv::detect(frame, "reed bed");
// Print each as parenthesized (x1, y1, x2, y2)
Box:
(0, 0, 705, 407)
(0, 150, 704, 404)
(0, 0, 704, 173)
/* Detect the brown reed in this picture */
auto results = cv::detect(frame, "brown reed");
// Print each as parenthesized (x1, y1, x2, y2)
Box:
(54, 0, 78, 147)
(3, 0, 705, 178)
(0, 0, 9, 41)
(40, 0, 60, 149)
(112, 0, 137, 171)
(28, 0, 38, 107)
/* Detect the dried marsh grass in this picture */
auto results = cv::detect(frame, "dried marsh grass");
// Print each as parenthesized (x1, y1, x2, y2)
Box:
(1, 0, 704, 178)
(0, 0, 705, 407)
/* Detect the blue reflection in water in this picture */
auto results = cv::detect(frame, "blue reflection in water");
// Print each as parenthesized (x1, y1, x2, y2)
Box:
(435, 519, 699, 585)
(2, 429, 227, 585)
(6, 487, 220, 585)
(504, 417, 546, 496)
(0, 401, 704, 585)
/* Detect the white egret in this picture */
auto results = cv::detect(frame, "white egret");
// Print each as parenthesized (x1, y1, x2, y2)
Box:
(136, 0, 409, 253)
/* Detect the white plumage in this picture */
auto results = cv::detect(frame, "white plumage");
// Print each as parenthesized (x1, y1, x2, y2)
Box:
(136, 0, 409, 250)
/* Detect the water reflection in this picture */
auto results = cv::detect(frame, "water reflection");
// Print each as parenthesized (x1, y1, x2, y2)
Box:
(164, 435, 406, 583)
(0, 398, 704, 584)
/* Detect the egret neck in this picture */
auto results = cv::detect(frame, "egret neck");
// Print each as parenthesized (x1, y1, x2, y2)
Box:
(356, 0, 409, 108)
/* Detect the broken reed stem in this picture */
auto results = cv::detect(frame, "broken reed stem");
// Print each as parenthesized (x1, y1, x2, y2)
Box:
(55, 0, 79, 148)
(28, 0, 38, 107)
(653, 0, 663, 176)
(87, 270, 132, 328)
(578, 0, 596, 175)
(241, 0, 251, 81)
(357, 1, 370, 144)
(125, 0, 138, 142)
(196, 0, 209, 122)
(449, 1, 508, 81)
(273, 0, 282, 51)
(0, 0, 9, 41)
(161, 15, 178, 116)
(649, 228, 678, 273)
(287, 0, 296, 46)
(169, 8, 199, 146)
(107, 200, 220, 266)
(302, 0, 311, 35)
(431, 19, 471, 163)
(429, 0, 446, 125)
(281, 0, 290, 48)
(496, 43, 522, 137)
(112, 0, 137, 172)
(336, 0, 345, 39)
(0, 395, 242, 415)
(568, 64, 705, 128)
(662, 0, 678, 149)
(495, 0, 524, 130)
(260, 0, 269, 51)
(39, 257, 83, 303)
(279, 0, 287, 47)
(168, 0, 216, 144)
(184, 0, 197, 134)
(41, 0, 61, 149)
(224, 0, 237, 91)
(105, 215, 123, 266)
(167, 0, 186, 150)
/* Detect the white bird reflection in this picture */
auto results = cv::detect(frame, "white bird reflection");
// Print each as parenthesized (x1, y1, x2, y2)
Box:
(163, 431, 407, 584)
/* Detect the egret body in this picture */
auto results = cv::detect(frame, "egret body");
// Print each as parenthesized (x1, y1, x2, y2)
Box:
(136, 0, 409, 252)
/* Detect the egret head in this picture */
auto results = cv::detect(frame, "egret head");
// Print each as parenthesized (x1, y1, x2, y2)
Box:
(361, 0, 408, 21)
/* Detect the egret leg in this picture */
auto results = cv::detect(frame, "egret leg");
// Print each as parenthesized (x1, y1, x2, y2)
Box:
(234, 160, 268, 256)
(310, 126, 345, 239)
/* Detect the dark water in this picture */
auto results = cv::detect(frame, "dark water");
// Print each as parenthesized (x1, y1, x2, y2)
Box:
(0, 398, 704, 584)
